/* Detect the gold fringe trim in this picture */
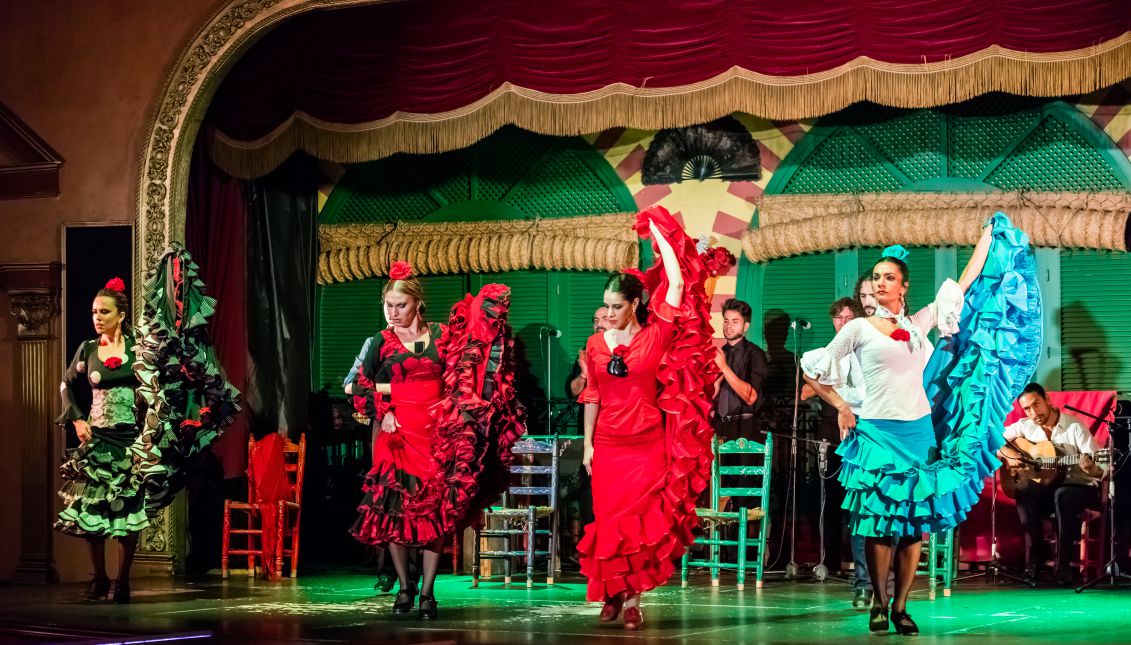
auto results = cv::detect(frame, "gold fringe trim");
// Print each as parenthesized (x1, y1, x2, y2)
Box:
(317, 213, 638, 284)
(742, 192, 1131, 262)
(210, 35, 1131, 178)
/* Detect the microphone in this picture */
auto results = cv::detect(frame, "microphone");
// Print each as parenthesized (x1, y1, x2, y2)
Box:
(790, 318, 812, 330)
(540, 326, 562, 338)
(1063, 404, 1114, 427)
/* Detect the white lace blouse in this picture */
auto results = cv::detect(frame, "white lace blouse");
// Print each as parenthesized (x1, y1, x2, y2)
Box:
(801, 279, 964, 421)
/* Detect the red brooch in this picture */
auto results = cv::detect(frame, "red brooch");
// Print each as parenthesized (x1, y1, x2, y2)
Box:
(890, 329, 911, 342)
(611, 345, 629, 357)
(103, 356, 123, 369)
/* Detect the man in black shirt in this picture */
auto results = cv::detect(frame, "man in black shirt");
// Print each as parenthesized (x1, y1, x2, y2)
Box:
(713, 298, 768, 440)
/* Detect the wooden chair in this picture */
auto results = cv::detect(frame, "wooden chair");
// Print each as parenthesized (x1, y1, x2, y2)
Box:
(681, 435, 773, 590)
(222, 433, 306, 578)
(274, 434, 307, 578)
(474, 437, 559, 588)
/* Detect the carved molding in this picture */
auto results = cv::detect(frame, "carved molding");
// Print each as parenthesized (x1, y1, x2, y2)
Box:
(135, 0, 388, 278)
(9, 293, 59, 338)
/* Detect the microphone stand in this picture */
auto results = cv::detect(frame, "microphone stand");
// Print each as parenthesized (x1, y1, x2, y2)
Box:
(784, 320, 806, 579)
(1065, 405, 1131, 592)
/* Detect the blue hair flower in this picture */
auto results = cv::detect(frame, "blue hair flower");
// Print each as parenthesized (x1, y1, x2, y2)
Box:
(881, 244, 910, 262)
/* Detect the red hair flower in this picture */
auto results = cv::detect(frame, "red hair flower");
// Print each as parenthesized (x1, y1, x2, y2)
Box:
(890, 329, 911, 342)
(389, 261, 413, 281)
(104, 277, 126, 292)
(699, 246, 737, 277)
(611, 344, 630, 357)
(103, 357, 123, 370)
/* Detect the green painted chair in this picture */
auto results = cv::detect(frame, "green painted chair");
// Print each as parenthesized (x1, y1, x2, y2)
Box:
(916, 529, 956, 599)
(681, 434, 773, 590)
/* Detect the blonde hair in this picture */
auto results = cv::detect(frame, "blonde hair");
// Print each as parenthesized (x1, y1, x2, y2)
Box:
(382, 277, 426, 326)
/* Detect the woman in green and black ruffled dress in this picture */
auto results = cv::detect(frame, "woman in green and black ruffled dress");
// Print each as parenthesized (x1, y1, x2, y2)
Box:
(56, 277, 145, 603)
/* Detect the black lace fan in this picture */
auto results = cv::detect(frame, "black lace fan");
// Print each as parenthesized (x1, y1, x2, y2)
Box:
(642, 116, 761, 185)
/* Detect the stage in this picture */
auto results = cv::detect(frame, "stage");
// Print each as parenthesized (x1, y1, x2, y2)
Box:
(1, 572, 1128, 644)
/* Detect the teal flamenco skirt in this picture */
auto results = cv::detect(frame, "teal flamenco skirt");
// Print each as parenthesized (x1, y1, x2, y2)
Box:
(837, 212, 1042, 538)
(55, 424, 150, 538)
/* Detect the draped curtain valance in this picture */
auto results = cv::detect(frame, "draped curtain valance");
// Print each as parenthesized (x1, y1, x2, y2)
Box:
(206, 0, 1131, 177)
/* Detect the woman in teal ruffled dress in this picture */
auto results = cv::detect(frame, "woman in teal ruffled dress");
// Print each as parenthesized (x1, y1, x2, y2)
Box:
(803, 213, 1041, 636)
(56, 278, 147, 603)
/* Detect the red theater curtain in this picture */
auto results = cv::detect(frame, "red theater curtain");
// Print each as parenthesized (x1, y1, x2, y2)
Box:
(205, 0, 1131, 176)
(186, 129, 250, 479)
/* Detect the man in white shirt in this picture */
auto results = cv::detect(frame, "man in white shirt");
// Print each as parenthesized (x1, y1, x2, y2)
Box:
(801, 297, 870, 607)
(999, 383, 1105, 585)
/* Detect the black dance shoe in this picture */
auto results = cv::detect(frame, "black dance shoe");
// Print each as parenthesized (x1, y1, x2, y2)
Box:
(891, 610, 919, 636)
(112, 580, 131, 604)
(418, 595, 438, 620)
(852, 588, 873, 610)
(84, 576, 110, 600)
(393, 587, 417, 616)
(868, 601, 890, 632)
(374, 573, 396, 594)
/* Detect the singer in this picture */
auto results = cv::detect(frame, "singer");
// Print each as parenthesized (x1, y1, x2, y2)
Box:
(998, 383, 1105, 585)
(801, 212, 1042, 636)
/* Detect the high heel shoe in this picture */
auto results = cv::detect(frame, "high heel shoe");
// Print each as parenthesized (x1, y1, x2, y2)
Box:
(418, 595, 438, 620)
(890, 610, 919, 636)
(868, 602, 889, 632)
(112, 580, 131, 604)
(622, 606, 644, 630)
(84, 576, 110, 600)
(392, 587, 417, 617)
(373, 573, 396, 594)
(598, 594, 625, 622)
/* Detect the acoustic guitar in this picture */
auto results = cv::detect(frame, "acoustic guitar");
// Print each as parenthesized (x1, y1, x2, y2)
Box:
(999, 436, 1110, 499)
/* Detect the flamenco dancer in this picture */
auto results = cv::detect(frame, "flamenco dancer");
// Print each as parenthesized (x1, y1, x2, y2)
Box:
(348, 261, 523, 620)
(56, 278, 146, 603)
(577, 206, 717, 630)
(802, 213, 1041, 635)
(57, 251, 238, 603)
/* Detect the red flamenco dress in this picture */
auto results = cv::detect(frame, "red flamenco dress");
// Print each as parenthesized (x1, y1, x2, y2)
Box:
(350, 285, 525, 547)
(577, 207, 717, 601)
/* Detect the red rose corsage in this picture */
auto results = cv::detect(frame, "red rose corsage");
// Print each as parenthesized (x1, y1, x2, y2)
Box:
(890, 328, 911, 342)
(104, 277, 126, 292)
(102, 356, 123, 369)
(607, 344, 630, 377)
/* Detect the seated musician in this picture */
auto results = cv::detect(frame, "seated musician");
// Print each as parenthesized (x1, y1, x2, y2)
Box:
(998, 383, 1106, 584)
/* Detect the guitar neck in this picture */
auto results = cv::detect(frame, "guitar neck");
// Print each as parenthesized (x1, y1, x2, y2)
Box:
(1034, 449, 1107, 469)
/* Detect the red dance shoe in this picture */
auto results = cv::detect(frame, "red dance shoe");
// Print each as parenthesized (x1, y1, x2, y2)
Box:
(599, 595, 625, 622)
(623, 606, 643, 630)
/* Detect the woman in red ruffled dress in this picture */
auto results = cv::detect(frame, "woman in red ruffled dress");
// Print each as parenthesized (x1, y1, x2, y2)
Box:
(347, 261, 523, 621)
(578, 207, 717, 629)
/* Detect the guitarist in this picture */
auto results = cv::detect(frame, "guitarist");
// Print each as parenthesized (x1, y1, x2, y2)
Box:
(998, 383, 1106, 585)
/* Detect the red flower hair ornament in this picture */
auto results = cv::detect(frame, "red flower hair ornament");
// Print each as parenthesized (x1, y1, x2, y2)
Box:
(389, 261, 413, 281)
(104, 277, 126, 292)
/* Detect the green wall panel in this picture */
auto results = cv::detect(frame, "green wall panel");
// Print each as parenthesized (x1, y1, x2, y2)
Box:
(1060, 250, 1131, 393)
